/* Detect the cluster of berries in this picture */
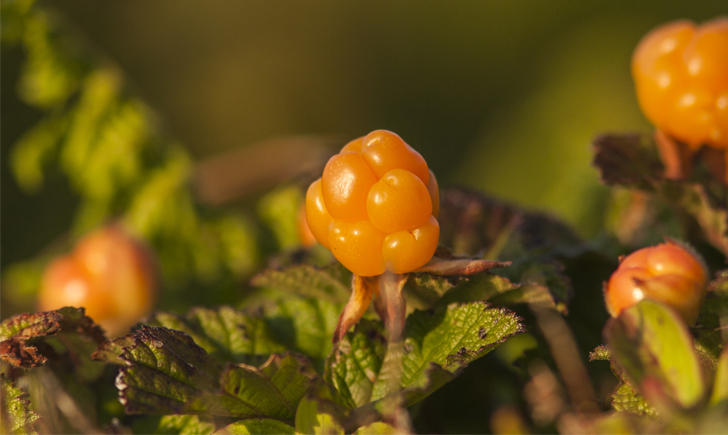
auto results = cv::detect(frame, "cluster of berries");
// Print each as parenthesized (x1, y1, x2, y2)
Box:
(305, 130, 439, 276)
(632, 17, 728, 150)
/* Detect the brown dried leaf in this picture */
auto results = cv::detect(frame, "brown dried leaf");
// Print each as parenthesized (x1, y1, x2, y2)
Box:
(0, 307, 105, 369)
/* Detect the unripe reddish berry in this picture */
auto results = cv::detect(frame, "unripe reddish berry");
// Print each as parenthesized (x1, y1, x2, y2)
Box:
(38, 224, 157, 337)
(604, 240, 708, 324)
(305, 130, 440, 276)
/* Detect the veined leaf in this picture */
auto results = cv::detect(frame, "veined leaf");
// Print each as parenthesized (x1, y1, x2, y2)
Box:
(147, 306, 286, 365)
(326, 302, 523, 408)
(264, 297, 341, 367)
(220, 353, 316, 421)
(96, 326, 317, 421)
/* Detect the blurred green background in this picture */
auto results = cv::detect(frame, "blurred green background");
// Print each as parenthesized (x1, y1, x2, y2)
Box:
(3, 1, 727, 302)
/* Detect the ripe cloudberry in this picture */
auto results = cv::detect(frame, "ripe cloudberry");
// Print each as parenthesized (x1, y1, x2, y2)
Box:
(305, 130, 439, 276)
(38, 224, 158, 336)
(632, 17, 728, 149)
(604, 240, 708, 325)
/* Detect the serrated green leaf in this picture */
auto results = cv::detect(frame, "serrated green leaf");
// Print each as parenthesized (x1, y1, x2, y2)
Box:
(606, 300, 706, 409)
(96, 326, 318, 420)
(251, 264, 351, 304)
(392, 302, 524, 404)
(95, 326, 224, 415)
(147, 306, 286, 365)
(611, 382, 658, 417)
(0, 375, 41, 435)
(155, 415, 215, 435)
(325, 319, 386, 409)
(216, 418, 295, 435)
(220, 353, 317, 421)
(264, 298, 341, 367)
(326, 302, 523, 408)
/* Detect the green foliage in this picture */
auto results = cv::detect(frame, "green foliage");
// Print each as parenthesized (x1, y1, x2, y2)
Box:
(611, 383, 658, 417)
(3, 1, 728, 434)
(154, 415, 216, 435)
(2, 0, 260, 315)
(326, 302, 523, 409)
(606, 300, 706, 409)
(251, 263, 351, 304)
(147, 307, 286, 366)
(0, 375, 41, 435)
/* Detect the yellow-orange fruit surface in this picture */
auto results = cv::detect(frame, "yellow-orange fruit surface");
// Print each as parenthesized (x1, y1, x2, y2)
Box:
(305, 130, 440, 276)
(632, 17, 728, 149)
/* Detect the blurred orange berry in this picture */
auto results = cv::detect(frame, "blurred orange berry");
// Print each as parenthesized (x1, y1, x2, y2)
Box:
(632, 17, 728, 149)
(38, 224, 157, 337)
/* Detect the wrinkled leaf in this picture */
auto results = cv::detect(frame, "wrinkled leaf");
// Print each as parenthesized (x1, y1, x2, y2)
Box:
(216, 418, 295, 435)
(0, 374, 41, 435)
(147, 306, 286, 365)
(0, 307, 106, 380)
(606, 300, 705, 409)
(96, 326, 318, 420)
(324, 319, 386, 409)
(326, 302, 523, 408)
(220, 353, 317, 421)
(94, 325, 225, 415)
(251, 264, 351, 304)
